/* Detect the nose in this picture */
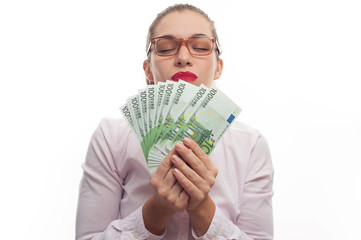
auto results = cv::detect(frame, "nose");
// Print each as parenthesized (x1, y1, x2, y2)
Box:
(174, 44, 193, 67)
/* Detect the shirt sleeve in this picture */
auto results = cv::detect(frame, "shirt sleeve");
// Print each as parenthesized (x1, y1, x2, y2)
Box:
(75, 120, 165, 240)
(192, 134, 274, 240)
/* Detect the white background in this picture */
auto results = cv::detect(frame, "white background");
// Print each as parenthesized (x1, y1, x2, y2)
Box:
(1, 0, 360, 239)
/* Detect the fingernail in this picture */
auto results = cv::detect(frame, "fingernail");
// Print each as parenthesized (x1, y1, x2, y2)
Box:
(174, 168, 180, 175)
(172, 155, 179, 163)
(183, 138, 191, 145)
(176, 142, 183, 151)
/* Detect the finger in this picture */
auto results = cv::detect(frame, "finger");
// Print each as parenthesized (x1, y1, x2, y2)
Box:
(183, 138, 218, 178)
(155, 147, 177, 179)
(151, 167, 176, 191)
(163, 181, 183, 206)
(173, 168, 205, 199)
(170, 181, 183, 196)
(163, 166, 177, 187)
(175, 142, 208, 177)
(151, 148, 177, 188)
(178, 189, 190, 208)
(172, 188, 189, 211)
(171, 154, 204, 186)
(183, 138, 214, 170)
(153, 167, 178, 201)
(178, 189, 189, 202)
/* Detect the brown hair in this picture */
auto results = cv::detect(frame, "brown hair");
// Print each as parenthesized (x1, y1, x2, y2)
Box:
(145, 4, 221, 60)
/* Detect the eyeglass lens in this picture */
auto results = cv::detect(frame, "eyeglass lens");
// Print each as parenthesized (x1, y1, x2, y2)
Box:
(155, 38, 213, 56)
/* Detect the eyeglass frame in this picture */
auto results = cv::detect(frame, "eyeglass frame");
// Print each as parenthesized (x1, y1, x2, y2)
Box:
(146, 35, 221, 57)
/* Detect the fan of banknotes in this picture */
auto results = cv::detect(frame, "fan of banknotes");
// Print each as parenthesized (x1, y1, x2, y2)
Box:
(120, 80, 242, 172)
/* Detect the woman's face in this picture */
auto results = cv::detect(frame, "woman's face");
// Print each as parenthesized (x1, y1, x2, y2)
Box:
(144, 10, 223, 88)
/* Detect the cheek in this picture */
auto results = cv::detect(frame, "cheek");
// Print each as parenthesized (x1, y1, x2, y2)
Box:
(151, 58, 173, 82)
(204, 60, 218, 77)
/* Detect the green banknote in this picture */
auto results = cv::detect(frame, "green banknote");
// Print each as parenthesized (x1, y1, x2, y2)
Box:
(151, 82, 165, 146)
(120, 103, 137, 138)
(157, 80, 200, 143)
(153, 81, 178, 143)
(146, 85, 157, 150)
(120, 83, 241, 171)
(146, 83, 167, 162)
(126, 95, 147, 155)
(148, 84, 210, 168)
(148, 80, 192, 162)
(148, 81, 179, 162)
(138, 88, 150, 154)
(149, 86, 241, 169)
(173, 86, 241, 153)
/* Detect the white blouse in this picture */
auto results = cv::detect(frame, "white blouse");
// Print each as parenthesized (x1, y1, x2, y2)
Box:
(76, 118, 274, 240)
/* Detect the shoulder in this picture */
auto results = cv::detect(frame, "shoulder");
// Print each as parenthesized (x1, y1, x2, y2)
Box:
(225, 121, 267, 150)
(214, 121, 272, 168)
(229, 121, 273, 174)
(97, 117, 131, 135)
(212, 120, 270, 164)
(95, 118, 132, 139)
(229, 121, 263, 137)
(91, 118, 146, 174)
(91, 118, 136, 152)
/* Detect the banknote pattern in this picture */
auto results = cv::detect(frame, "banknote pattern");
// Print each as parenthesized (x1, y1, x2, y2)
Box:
(120, 80, 242, 172)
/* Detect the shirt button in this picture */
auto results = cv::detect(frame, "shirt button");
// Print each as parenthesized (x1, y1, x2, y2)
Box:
(180, 235, 185, 240)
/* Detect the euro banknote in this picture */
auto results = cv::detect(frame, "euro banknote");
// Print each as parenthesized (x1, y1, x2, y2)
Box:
(120, 81, 241, 171)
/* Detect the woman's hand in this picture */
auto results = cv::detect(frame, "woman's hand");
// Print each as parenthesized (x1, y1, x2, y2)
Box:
(171, 138, 218, 236)
(171, 138, 218, 210)
(150, 147, 189, 213)
(143, 147, 189, 235)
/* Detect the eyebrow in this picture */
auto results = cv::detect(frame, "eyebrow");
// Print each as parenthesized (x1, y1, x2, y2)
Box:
(157, 33, 209, 39)
(192, 33, 208, 37)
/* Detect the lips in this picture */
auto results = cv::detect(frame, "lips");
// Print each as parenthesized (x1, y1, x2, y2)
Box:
(171, 71, 198, 82)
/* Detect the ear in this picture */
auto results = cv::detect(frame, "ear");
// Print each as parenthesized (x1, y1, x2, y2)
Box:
(213, 59, 223, 80)
(143, 60, 154, 84)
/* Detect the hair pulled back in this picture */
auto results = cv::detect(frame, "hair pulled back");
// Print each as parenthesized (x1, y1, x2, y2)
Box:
(146, 4, 221, 60)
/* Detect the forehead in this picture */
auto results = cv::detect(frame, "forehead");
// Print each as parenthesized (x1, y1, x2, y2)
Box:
(154, 11, 213, 38)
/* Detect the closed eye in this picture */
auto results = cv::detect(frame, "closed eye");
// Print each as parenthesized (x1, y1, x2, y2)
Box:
(158, 48, 177, 53)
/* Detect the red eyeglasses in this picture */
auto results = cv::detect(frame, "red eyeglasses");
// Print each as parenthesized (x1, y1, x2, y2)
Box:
(147, 36, 220, 57)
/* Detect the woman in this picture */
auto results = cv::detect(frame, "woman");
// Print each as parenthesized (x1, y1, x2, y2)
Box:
(76, 4, 274, 240)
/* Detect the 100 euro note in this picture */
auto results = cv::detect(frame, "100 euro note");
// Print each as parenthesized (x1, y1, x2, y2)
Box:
(185, 86, 241, 153)
(149, 82, 165, 147)
(145, 83, 166, 163)
(120, 85, 160, 163)
(153, 81, 178, 143)
(120, 102, 147, 156)
(138, 88, 150, 153)
(148, 86, 242, 170)
(156, 80, 200, 143)
(147, 80, 200, 165)
(126, 95, 148, 158)
(148, 81, 179, 162)
(148, 84, 210, 169)
(120, 103, 136, 136)
(146, 85, 157, 150)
